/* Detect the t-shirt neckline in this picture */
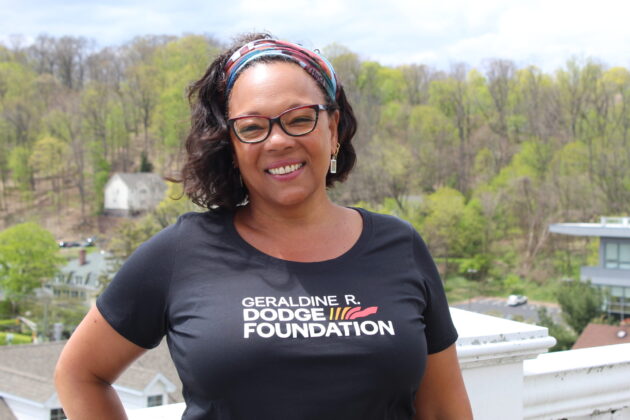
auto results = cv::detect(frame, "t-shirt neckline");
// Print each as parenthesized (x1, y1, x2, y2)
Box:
(223, 206, 372, 269)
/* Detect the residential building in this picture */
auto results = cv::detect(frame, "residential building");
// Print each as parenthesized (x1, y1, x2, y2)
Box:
(549, 216, 630, 319)
(44, 250, 111, 306)
(0, 340, 181, 420)
(104, 173, 167, 216)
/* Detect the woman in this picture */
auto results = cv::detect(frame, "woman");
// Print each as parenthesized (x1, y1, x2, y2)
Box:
(55, 33, 473, 420)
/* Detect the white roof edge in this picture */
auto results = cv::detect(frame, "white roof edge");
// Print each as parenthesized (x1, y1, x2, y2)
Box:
(549, 223, 630, 238)
(0, 390, 46, 408)
(144, 373, 176, 394)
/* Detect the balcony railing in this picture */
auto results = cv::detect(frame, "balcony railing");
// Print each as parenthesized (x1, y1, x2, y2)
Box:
(128, 308, 630, 420)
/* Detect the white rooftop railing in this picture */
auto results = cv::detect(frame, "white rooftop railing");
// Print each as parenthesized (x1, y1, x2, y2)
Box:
(524, 343, 630, 419)
(600, 216, 630, 226)
(128, 309, 630, 420)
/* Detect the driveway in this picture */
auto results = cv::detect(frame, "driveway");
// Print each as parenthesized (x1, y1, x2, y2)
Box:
(452, 297, 563, 325)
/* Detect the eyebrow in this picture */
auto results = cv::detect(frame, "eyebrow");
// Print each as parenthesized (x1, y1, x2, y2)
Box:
(231, 103, 311, 119)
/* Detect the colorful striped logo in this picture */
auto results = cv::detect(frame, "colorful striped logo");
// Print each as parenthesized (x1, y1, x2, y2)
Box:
(329, 306, 378, 321)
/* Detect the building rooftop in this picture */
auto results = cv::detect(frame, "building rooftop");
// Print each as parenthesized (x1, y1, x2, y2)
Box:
(109, 173, 166, 191)
(549, 216, 630, 238)
(0, 339, 182, 405)
(51, 250, 111, 289)
(572, 323, 630, 349)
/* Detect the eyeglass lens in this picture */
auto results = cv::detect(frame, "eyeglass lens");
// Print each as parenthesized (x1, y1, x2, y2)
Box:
(233, 106, 319, 143)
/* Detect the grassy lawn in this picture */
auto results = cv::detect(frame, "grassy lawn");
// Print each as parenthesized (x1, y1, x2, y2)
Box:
(0, 331, 33, 345)
(444, 275, 560, 304)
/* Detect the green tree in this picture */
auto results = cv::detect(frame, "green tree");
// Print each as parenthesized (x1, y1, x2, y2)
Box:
(0, 222, 63, 311)
(556, 280, 603, 334)
(537, 307, 577, 351)
(421, 187, 486, 262)
(29, 135, 70, 207)
(8, 145, 33, 193)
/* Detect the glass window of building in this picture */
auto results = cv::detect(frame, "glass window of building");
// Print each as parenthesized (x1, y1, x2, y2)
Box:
(620, 243, 630, 269)
(605, 242, 619, 268)
(605, 242, 630, 269)
(50, 408, 67, 420)
(147, 394, 163, 407)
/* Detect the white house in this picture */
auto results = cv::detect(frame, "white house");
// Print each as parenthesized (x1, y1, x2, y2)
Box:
(104, 173, 167, 215)
(0, 340, 181, 420)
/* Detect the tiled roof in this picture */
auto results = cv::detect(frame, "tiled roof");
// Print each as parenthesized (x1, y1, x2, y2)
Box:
(0, 340, 182, 404)
(572, 323, 630, 349)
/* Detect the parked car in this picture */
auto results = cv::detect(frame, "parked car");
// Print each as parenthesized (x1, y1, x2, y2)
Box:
(82, 237, 96, 247)
(58, 241, 81, 248)
(507, 294, 528, 306)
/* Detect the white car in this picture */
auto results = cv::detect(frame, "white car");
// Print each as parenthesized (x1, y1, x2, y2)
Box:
(507, 294, 528, 306)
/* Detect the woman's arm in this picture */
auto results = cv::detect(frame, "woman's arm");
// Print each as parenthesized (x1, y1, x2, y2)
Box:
(54, 305, 147, 420)
(414, 343, 473, 420)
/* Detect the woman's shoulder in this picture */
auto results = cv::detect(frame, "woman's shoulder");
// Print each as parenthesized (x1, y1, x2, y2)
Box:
(354, 207, 415, 234)
(138, 209, 232, 252)
(172, 208, 232, 233)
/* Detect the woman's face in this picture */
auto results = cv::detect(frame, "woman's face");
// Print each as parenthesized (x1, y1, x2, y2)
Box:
(227, 61, 339, 210)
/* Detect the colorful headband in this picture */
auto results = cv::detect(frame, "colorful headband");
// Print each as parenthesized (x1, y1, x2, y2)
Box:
(224, 39, 338, 101)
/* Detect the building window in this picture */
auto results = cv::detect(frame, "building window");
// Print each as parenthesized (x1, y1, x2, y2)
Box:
(50, 408, 67, 420)
(605, 242, 630, 269)
(147, 394, 163, 407)
(603, 286, 630, 318)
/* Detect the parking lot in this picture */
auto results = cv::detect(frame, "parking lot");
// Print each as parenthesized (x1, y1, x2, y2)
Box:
(452, 297, 563, 325)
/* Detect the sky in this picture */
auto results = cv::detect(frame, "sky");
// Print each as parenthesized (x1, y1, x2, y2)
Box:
(1, 0, 630, 73)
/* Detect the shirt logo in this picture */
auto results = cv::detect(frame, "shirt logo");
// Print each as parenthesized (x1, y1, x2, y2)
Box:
(241, 294, 395, 339)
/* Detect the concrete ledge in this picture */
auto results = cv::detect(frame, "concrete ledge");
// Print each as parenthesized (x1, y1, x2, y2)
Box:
(524, 343, 630, 419)
(452, 308, 556, 368)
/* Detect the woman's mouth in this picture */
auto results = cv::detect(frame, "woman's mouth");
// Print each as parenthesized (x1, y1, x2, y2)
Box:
(266, 162, 305, 175)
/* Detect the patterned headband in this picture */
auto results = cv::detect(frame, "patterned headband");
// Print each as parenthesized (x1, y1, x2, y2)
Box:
(224, 39, 338, 101)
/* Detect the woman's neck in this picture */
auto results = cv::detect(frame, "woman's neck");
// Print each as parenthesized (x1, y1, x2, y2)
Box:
(238, 194, 339, 233)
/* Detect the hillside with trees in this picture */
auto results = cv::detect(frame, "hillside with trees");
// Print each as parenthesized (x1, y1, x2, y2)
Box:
(0, 34, 626, 341)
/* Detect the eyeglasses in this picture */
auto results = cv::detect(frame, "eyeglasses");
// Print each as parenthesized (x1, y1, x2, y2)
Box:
(228, 104, 329, 144)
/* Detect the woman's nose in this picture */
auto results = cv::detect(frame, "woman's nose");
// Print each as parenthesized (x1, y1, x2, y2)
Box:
(264, 122, 295, 150)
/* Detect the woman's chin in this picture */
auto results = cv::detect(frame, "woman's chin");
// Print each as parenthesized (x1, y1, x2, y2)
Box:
(255, 188, 324, 209)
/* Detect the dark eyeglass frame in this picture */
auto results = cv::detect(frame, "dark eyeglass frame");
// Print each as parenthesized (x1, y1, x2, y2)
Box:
(228, 104, 329, 144)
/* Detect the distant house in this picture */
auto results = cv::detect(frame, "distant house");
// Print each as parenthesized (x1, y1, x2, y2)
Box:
(104, 173, 167, 216)
(572, 323, 630, 349)
(549, 216, 630, 319)
(0, 340, 182, 420)
(44, 249, 112, 306)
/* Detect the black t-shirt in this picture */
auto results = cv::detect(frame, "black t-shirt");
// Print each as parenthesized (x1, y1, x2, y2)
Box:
(97, 208, 457, 420)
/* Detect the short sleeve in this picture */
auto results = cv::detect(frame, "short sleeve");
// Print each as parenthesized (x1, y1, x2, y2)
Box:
(96, 222, 179, 349)
(411, 230, 458, 354)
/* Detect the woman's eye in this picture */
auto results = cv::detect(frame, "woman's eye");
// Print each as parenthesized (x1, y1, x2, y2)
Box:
(239, 123, 265, 133)
(287, 116, 314, 126)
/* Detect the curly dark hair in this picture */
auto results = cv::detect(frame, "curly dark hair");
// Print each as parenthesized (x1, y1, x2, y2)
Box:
(180, 32, 357, 211)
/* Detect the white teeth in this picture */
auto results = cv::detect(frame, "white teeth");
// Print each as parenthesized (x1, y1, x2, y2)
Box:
(268, 163, 303, 175)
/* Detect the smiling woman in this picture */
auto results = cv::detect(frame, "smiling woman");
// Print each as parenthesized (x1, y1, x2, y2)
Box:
(54, 32, 472, 420)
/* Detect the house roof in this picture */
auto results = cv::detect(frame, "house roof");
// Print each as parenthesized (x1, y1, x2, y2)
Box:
(108, 173, 167, 192)
(0, 340, 182, 405)
(549, 217, 630, 238)
(52, 250, 111, 289)
(572, 323, 630, 349)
